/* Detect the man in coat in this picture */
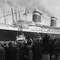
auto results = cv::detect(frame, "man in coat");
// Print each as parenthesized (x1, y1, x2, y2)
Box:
(19, 43, 29, 60)
(0, 43, 5, 60)
(7, 42, 17, 60)
(32, 40, 42, 60)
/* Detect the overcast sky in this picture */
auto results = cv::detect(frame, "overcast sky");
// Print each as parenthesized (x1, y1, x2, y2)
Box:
(0, 0, 60, 27)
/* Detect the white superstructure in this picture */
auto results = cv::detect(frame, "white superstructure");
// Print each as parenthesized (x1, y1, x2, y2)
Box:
(0, 9, 60, 34)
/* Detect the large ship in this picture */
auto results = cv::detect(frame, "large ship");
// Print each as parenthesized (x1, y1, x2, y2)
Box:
(0, 10, 60, 41)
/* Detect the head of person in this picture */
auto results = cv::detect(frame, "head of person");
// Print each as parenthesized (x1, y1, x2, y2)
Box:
(8, 42, 12, 47)
(45, 34, 48, 37)
(27, 40, 31, 45)
(45, 34, 50, 38)
(4, 43, 7, 47)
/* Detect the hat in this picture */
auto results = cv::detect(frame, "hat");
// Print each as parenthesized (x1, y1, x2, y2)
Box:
(16, 34, 27, 43)
(17, 38, 25, 40)
(16, 35, 26, 40)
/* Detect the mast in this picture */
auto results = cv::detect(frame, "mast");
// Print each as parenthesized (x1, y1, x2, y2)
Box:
(18, 10, 20, 20)
(15, 9, 17, 22)
(3, 9, 6, 25)
(11, 8, 15, 25)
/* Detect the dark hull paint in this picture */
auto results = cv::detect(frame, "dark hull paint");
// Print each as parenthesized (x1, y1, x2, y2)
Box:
(0, 29, 60, 41)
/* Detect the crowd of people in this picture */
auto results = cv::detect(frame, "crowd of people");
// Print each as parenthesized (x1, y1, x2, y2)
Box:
(0, 34, 60, 60)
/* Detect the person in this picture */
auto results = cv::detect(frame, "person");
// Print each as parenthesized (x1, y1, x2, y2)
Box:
(42, 34, 50, 60)
(19, 43, 29, 60)
(7, 42, 17, 60)
(39, 40, 43, 60)
(3, 43, 8, 60)
(15, 44, 20, 60)
(0, 43, 5, 60)
(32, 40, 42, 60)
(49, 39, 55, 60)
(54, 39, 59, 60)
(42, 34, 50, 54)
(27, 39, 33, 60)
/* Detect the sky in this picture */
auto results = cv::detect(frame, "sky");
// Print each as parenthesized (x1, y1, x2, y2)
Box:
(0, 0, 60, 27)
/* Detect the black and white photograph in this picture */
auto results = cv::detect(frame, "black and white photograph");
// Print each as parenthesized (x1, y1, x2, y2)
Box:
(0, 0, 60, 60)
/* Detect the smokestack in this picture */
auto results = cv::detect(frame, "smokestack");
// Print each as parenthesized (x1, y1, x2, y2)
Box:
(50, 17, 57, 27)
(32, 10, 42, 22)
(11, 8, 14, 25)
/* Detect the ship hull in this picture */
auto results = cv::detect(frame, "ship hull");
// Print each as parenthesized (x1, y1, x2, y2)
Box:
(0, 29, 60, 41)
(0, 29, 46, 41)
